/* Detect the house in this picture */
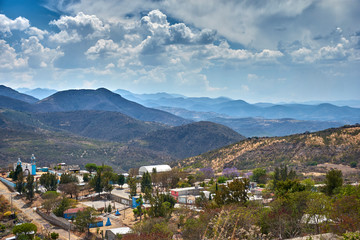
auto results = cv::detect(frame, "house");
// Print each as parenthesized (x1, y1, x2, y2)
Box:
(105, 227, 132, 240)
(63, 207, 85, 219)
(89, 217, 103, 228)
(138, 165, 171, 175)
(170, 186, 203, 201)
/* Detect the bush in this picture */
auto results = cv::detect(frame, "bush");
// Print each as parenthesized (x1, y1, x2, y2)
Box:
(350, 162, 357, 168)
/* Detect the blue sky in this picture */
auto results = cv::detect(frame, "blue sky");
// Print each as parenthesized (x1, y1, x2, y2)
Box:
(1, 0, 359, 102)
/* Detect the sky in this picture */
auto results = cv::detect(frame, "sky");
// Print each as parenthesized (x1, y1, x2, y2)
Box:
(0, 0, 359, 103)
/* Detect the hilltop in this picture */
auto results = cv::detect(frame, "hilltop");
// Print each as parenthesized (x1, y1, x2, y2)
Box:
(132, 121, 245, 159)
(178, 125, 360, 172)
(34, 88, 190, 126)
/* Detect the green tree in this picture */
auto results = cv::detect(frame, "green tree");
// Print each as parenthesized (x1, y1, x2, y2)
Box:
(148, 191, 176, 219)
(273, 165, 296, 189)
(74, 207, 97, 234)
(13, 223, 37, 239)
(59, 173, 78, 184)
(16, 171, 25, 195)
(251, 168, 267, 184)
(89, 169, 103, 196)
(117, 174, 125, 188)
(85, 163, 97, 174)
(322, 169, 343, 196)
(214, 178, 249, 206)
(12, 164, 23, 181)
(141, 172, 152, 193)
(39, 172, 58, 192)
(133, 195, 144, 221)
(53, 196, 71, 217)
(50, 232, 59, 239)
(83, 173, 90, 182)
(275, 179, 306, 197)
(42, 191, 60, 214)
(25, 174, 35, 202)
(304, 193, 331, 234)
(128, 177, 137, 197)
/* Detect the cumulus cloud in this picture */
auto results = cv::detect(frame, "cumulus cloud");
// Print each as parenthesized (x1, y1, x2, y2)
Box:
(25, 27, 49, 40)
(85, 39, 121, 59)
(49, 12, 109, 43)
(21, 36, 64, 68)
(0, 40, 28, 69)
(0, 14, 30, 35)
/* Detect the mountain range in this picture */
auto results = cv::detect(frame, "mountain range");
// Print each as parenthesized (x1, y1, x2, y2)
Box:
(13, 86, 360, 137)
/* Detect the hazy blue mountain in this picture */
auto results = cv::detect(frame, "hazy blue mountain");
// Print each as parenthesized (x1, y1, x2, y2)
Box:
(23, 88, 57, 100)
(208, 117, 344, 137)
(34, 88, 191, 126)
(0, 85, 38, 103)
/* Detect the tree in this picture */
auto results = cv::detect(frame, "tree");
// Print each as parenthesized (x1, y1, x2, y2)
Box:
(89, 169, 103, 196)
(16, 171, 25, 195)
(148, 191, 176, 219)
(273, 165, 296, 189)
(83, 173, 90, 182)
(42, 191, 60, 214)
(40, 172, 58, 192)
(58, 182, 79, 199)
(128, 177, 137, 197)
(117, 174, 125, 188)
(13, 223, 37, 239)
(12, 164, 23, 181)
(275, 179, 306, 197)
(141, 172, 152, 193)
(304, 193, 331, 234)
(50, 232, 59, 239)
(25, 175, 35, 202)
(53, 196, 72, 217)
(251, 168, 267, 184)
(322, 169, 343, 196)
(74, 207, 97, 233)
(133, 195, 144, 221)
(85, 163, 97, 174)
(223, 167, 240, 178)
(214, 178, 249, 206)
(59, 173, 78, 184)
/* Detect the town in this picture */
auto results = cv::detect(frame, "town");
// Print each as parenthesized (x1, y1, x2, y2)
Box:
(0, 154, 359, 240)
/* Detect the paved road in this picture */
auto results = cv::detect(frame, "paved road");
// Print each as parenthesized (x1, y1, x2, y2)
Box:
(0, 181, 80, 240)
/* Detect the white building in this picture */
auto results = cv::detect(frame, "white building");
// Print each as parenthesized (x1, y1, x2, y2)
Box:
(13, 156, 36, 176)
(138, 165, 171, 175)
(105, 227, 132, 240)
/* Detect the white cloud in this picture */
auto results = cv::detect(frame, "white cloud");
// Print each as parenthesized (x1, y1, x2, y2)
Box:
(318, 43, 349, 60)
(25, 27, 49, 40)
(85, 39, 121, 59)
(21, 36, 64, 68)
(0, 40, 28, 70)
(0, 14, 30, 34)
(49, 12, 109, 43)
(49, 29, 81, 43)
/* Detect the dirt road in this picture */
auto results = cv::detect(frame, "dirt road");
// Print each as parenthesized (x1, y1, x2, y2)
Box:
(0, 181, 80, 240)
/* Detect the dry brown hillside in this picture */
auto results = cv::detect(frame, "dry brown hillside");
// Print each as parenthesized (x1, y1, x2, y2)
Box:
(178, 125, 360, 172)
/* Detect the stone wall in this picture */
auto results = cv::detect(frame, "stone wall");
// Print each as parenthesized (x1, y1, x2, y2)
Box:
(36, 208, 75, 231)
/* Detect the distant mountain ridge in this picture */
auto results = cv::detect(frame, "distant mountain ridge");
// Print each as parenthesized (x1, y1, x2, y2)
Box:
(0, 85, 38, 103)
(113, 88, 360, 124)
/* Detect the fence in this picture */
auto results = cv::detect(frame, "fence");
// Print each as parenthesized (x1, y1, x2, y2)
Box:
(36, 208, 75, 231)
(0, 177, 16, 191)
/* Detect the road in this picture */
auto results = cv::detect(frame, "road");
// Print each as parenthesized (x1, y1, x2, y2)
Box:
(0, 181, 80, 240)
